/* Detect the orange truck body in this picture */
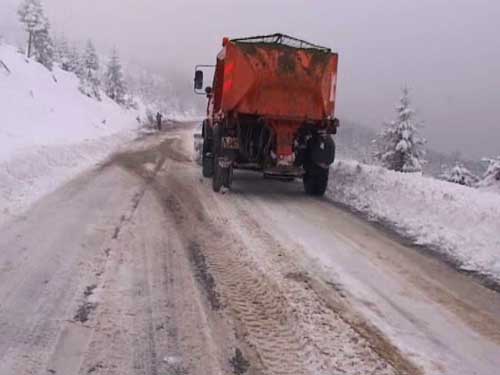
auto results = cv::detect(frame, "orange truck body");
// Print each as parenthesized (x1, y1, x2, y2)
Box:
(195, 34, 339, 194)
(214, 40, 339, 122)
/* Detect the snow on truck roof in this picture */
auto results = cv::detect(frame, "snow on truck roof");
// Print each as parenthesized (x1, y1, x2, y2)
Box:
(231, 33, 332, 53)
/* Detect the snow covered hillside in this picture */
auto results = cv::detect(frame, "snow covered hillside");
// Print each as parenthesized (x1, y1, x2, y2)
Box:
(328, 160, 500, 284)
(0, 43, 143, 224)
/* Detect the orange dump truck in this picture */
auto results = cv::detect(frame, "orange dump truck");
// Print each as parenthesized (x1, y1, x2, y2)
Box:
(194, 34, 339, 195)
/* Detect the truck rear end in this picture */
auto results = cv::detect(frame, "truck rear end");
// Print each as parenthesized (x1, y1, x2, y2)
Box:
(194, 34, 339, 195)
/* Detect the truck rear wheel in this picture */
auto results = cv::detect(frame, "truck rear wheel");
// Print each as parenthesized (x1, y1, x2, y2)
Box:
(213, 158, 232, 192)
(303, 164, 329, 196)
(211, 124, 233, 192)
(202, 124, 214, 177)
(202, 152, 214, 177)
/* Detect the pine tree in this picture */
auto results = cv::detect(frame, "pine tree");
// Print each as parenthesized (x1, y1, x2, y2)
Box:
(375, 87, 426, 172)
(104, 49, 126, 105)
(83, 40, 99, 76)
(79, 40, 101, 100)
(440, 163, 478, 187)
(18, 0, 45, 58)
(55, 36, 72, 71)
(32, 18, 54, 70)
(18, 0, 54, 70)
(68, 46, 84, 77)
(53, 35, 68, 68)
(479, 156, 500, 188)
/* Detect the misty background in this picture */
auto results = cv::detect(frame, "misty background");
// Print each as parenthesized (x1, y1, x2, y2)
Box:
(1, 0, 499, 159)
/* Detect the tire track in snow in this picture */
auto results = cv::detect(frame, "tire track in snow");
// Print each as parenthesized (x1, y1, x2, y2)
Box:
(150, 155, 402, 375)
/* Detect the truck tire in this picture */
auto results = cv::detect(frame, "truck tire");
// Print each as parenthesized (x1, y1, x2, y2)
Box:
(225, 166, 233, 189)
(211, 124, 233, 192)
(309, 135, 335, 166)
(213, 158, 223, 192)
(202, 151, 214, 177)
(202, 123, 214, 178)
(303, 164, 329, 196)
(212, 158, 232, 192)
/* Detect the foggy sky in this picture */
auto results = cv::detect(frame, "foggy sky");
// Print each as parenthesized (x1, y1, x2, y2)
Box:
(3, 0, 500, 159)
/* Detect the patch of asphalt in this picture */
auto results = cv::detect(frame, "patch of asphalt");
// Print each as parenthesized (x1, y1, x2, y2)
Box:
(83, 284, 97, 298)
(74, 284, 99, 323)
(73, 302, 98, 323)
(229, 348, 251, 374)
(187, 240, 222, 311)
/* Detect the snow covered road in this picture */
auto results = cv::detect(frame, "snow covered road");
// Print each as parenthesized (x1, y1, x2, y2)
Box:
(0, 126, 499, 375)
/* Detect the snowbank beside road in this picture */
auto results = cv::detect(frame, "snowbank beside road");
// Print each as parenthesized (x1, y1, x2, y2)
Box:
(0, 43, 142, 224)
(328, 160, 500, 283)
(0, 133, 136, 224)
(0, 43, 140, 160)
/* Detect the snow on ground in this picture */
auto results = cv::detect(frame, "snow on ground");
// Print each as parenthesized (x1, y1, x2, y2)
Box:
(328, 160, 500, 283)
(0, 134, 137, 224)
(0, 43, 143, 224)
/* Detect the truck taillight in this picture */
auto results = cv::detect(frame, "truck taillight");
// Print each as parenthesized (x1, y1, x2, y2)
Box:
(223, 62, 235, 92)
(224, 62, 235, 75)
(223, 80, 233, 92)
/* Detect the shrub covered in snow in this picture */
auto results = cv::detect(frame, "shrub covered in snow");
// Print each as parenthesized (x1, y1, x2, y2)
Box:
(375, 88, 426, 172)
(479, 156, 500, 189)
(440, 163, 478, 187)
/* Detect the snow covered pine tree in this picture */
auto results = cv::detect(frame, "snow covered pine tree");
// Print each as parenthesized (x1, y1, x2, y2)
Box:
(440, 163, 478, 186)
(18, 0, 44, 58)
(68, 45, 84, 77)
(375, 87, 426, 172)
(80, 40, 101, 100)
(479, 156, 500, 188)
(104, 49, 126, 105)
(54, 36, 71, 71)
(32, 19, 54, 70)
(18, 0, 54, 70)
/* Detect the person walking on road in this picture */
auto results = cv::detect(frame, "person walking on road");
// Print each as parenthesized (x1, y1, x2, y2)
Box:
(156, 112, 163, 131)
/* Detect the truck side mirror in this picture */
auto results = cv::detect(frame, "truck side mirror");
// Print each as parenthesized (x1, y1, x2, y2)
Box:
(194, 70, 204, 90)
(205, 86, 212, 96)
